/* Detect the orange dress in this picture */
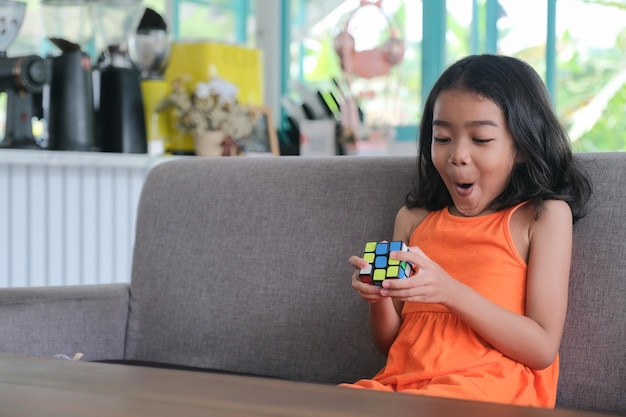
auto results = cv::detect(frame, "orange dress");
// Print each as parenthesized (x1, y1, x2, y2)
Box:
(344, 204, 558, 408)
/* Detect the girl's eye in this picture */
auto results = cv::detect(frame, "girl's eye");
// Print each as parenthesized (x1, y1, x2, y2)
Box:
(473, 138, 493, 144)
(433, 137, 450, 143)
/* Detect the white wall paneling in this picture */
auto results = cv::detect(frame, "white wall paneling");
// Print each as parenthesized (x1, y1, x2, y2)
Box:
(0, 150, 173, 287)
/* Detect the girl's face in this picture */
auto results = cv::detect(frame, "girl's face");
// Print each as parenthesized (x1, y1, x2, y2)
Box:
(431, 89, 520, 217)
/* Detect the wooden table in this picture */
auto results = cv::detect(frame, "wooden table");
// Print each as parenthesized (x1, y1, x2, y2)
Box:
(0, 354, 616, 417)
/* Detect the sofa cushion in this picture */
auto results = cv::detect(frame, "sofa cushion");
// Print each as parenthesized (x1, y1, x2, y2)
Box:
(0, 284, 129, 360)
(125, 156, 416, 383)
(556, 152, 626, 414)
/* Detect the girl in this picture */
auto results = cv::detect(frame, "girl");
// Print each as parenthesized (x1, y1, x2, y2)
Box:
(344, 54, 592, 408)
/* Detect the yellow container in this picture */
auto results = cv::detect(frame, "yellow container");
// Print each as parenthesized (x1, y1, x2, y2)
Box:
(164, 41, 264, 106)
(140, 79, 171, 155)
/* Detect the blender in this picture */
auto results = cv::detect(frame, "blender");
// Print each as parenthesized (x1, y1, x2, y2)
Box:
(93, 0, 147, 153)
(128, 7, 171, 155)
(41, 0, 96, 151)
(0, 0, 48, 149)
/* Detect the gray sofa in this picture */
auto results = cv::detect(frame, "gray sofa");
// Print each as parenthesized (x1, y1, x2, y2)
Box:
(1, 153, 624, 414)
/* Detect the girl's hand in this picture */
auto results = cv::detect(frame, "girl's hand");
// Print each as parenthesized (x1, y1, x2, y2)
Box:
(380, 245, 460, 305)
(349, 254, 404, 355)
(348, 255, 389, 304)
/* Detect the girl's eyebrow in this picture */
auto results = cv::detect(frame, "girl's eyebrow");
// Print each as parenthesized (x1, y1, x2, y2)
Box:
(468, 120, 499, 127)
(433, 119, 499, 127)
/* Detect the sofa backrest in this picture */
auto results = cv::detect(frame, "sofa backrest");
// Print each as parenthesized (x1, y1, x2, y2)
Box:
(127, 153, 625, 414)
(557, 152, 626, 414)
(126, 156, 406, 383)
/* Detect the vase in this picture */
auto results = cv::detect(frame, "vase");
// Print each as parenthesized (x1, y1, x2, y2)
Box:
(193, 130, 225, 156)
(167, 109, 195, 155)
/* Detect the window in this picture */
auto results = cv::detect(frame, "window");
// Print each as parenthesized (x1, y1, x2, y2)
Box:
(553, 0, 626, 151)
(288, 0, 419, 141)
(289, 0, 626, 151)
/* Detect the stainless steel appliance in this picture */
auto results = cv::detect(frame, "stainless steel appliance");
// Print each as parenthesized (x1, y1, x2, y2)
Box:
(0, 0, 48, 149)
(41, 0, 96, 151)
(94, 0, 147, 153)
(128, 7, 171, 155)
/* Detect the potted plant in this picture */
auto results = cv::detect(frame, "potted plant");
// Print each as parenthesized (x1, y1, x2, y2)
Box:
(158, 75, 256, 156)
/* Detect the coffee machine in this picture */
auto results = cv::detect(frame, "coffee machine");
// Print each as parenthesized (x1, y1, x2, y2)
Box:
(93, 0, 147, 153)
(0, 0, 48, 149)
(128, 7, 171, 155)
(41, 0, 96, 151)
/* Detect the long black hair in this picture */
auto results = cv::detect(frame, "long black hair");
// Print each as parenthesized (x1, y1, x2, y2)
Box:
(406, 54, 592, 222)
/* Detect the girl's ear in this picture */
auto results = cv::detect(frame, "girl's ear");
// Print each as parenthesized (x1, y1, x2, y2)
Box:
(515, 150, 526, 164)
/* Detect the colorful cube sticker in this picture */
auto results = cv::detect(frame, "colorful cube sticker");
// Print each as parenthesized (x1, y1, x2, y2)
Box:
(360, 241, 412, 286)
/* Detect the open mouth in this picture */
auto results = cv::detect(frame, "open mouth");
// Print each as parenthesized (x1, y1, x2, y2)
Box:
(455, 182, 474, 196)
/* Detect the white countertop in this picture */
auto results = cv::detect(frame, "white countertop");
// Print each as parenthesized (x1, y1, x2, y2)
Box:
(0, 149, 182, 169)
(0, 138, 416, 168)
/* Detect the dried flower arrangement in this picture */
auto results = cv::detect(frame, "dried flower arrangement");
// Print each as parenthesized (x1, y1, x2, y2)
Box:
(157, 75, 257, 155)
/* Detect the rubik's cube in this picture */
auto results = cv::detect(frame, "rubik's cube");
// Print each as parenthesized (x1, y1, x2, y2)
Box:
(360, 241, 412, 286)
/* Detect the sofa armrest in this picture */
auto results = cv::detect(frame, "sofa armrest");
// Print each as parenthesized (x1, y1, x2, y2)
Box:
(0, 283, 129, 361)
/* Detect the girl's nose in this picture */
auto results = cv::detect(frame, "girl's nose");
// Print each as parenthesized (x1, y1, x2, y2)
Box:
(448, 141, 471, 166)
